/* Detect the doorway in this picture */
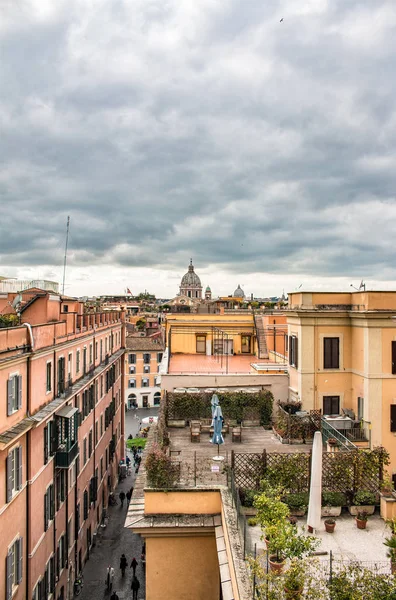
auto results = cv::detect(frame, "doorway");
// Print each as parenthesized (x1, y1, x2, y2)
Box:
(142, 395, 149, 408)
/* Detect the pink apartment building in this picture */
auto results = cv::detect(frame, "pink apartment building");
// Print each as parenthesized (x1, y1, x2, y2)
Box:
(0, 290, 125, 600)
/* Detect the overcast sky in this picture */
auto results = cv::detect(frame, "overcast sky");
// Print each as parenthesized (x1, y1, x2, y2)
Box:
(1, 0, 396, 298)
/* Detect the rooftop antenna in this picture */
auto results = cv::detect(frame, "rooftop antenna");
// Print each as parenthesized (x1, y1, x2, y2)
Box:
(62, 216, 70, 296)
(350, 281, 366, 292)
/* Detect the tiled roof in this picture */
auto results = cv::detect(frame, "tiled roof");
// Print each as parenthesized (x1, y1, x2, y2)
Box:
(125, 336, 165, 351)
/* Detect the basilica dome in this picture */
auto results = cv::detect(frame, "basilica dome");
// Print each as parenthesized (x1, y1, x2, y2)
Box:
(179, 259, 202, 299)
(234, 284, 245, 298)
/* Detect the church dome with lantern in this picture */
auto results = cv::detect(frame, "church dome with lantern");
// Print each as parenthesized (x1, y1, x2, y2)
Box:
(179, 259, 203, 299)
(233, 284, 245, 298)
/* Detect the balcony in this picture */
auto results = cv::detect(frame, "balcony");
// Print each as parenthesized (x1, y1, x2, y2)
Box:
(55, 439, 79, 468)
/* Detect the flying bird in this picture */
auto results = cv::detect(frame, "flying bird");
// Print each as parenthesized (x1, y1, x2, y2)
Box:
(280, 18, 284, 22)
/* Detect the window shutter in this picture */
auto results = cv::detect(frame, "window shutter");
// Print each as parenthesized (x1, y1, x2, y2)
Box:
(44, 426, 49, 464)
(18, 375, 23, 409)
(44, 491, 48, 531)
(7, 379, 13, 416)
(294, 337, 298, 369)
(17, 537, 23, 584)
(17, 446, 22, 490)
(6, 549, 13, 600)
(49, 484, 55, 520)
(332, 338, 339, 369)
(50, 420, 57, 455)
(50, 556, 55, 592)
(56, 547, 60, 578)
(392, 341, 396, 375)
(390, 405, 396, 432)
(6, 453, 13, 503)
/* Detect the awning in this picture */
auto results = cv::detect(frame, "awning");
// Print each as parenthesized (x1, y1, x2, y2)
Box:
(56, 405, 78, 419)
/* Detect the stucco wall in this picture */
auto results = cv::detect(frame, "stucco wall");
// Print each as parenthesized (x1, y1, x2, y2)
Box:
(146, 535, 219, 600)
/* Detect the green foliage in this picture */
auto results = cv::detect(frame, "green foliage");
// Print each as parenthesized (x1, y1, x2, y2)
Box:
(264, 453, 309, 493)
(165, 390, 274, 426)
(145, 443, 178, 488)
(239, 489, 258, 507)
(135, 318, 146, 331)
(126, 438, 147, 449)
(247, 517, 258, 526)
(322, 491, 347, 507)
(328, 564, 396, 600)
(282, 492, 309, 510)
(284, 559, 305, 592)
(0, 314, 19, 328)
(353, 490, 376, 505)
(384, 535, 396, 560)
(254, 486, 290, 527)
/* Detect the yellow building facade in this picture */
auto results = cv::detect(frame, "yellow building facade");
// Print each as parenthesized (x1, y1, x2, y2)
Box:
(286, 291, 396, 468)
(165, 313, 257, 356)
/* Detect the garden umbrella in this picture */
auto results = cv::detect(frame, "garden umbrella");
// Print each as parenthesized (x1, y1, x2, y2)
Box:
(211, 404, 225, 460)
(307, 430, 323, 532)
(211, 394, 220, 418)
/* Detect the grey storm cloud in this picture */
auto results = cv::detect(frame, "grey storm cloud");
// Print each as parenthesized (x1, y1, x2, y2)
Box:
(1, 0, 396, 279)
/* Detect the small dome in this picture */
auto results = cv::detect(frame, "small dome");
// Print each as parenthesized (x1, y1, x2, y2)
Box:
(234, 284, 244, 298)
(180, 259, 201, 288)
(206, 285, 211, 292)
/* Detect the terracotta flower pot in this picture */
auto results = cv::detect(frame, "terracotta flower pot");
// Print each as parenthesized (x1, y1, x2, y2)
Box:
(356, 517, 367, 529)
(269, 555, 286, 574)
(325, 521, 336, 533)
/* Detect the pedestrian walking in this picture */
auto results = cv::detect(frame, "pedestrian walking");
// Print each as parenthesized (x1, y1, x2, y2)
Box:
(120, 553, 128, 577)
(106, 566, 115, 591)
(110, 591, 119, 600)
(119, 491, 126, 507)
(130, 557, 138, 576)
(131, 576, 140, 600)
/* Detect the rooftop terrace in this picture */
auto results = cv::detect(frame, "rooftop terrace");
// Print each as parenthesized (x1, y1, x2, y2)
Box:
(169, 354, 280, 375)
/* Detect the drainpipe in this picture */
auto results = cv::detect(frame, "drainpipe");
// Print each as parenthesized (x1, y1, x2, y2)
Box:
(24, 323, 34, 599)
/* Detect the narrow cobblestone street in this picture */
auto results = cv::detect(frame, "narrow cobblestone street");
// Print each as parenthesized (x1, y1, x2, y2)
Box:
(77, 408, 158, 600)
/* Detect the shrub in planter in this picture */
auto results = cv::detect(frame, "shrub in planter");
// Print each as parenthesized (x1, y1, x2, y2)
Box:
(353, 491, 376, 505)
(322, 492, 347, 507)
(356, 510, 368, 529)
(248, 517, 258, 527)
(283, 559, 305, 599)
(239, 488, 258, 508)
(324, 518, 336, 533)
(145, 443, 178, 488)
(282, 493, 309, 514)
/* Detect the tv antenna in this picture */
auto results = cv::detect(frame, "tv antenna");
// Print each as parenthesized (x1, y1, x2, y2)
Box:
(62, 216, 70, 296)
(350, 280, 365, 292)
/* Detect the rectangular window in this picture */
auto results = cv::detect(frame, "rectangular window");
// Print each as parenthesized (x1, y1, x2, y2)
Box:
(391, 405, 396, 433)
(101, 375, 104, 397)
(143, 353, 151, 364)
(6, 537, 23, 599)
(196, 335, 206, 354)
(100, 457, 104, 480)
(46, 362, 52, 392)
(323, 337, 340, 369)
(357, 397, 364, 421)
(89, 344, 93, 365)
(95, 342, 98, 360)
(95, 420, 98, 445)
(56, 470, 65, 510)
(323, 396, 340, 416)
(76, 350, 80, 373)
(83, 489, 89, 520)
(241, 335, 251, 353)
(129, 365, 136, 374)
(392, 341, 396, 375)
(58, 534, 66, 573)
(157, 353, 163, 363)
(83, 438, 87, 465)
(7, 374, 22, 415)
(100, 414, 104, 437)
(285, 334, 288, 352)
(44, 483, 55, 531)
(6, 445, 22, 502)
(129, 379, 136, 388)
(144, 365, 150, 373)
(289, 336, 298, 368)
(142, 378, 149, 387)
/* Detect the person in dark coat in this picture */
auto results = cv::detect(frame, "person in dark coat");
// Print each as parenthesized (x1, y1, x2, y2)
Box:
(130, 557, 138, 576)
(131, 576, 140, 600)
(119, 491, 126, 507)
(120, 554, 128, 576)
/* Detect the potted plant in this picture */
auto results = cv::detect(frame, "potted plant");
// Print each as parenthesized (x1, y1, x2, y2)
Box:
(283, 559, 305, 600)
(348, 490, 376, 516)
(384, 535, 396, 574)
(324, 518, 336, 533)
(356, 510, 368, 529)
(381, 474, 394, 498)
(321, 492, 346, 517)
(282, 492, 309, 517)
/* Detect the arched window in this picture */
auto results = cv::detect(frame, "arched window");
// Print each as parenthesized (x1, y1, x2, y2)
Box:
(128, 393, 137, 409)
(153, 392, 161, 406)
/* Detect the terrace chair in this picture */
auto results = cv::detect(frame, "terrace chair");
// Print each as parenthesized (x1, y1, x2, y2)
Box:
(190, 421, 201, 443)
(232, 426, 242, 443)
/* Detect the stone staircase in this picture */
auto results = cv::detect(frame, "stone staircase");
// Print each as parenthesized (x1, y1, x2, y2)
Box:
(254, 315, 269, 359)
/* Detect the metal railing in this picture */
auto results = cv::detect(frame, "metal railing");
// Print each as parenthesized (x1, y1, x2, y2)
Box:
(321, 419, 357, 450)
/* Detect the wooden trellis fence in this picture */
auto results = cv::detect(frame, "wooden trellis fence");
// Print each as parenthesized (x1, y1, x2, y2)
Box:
(231, 448, 387, 495)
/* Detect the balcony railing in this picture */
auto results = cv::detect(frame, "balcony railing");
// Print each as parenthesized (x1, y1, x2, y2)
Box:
(55, 439, 79, 468)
